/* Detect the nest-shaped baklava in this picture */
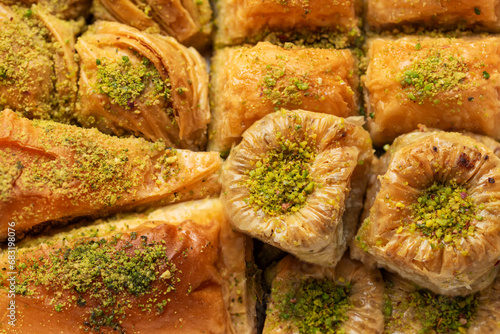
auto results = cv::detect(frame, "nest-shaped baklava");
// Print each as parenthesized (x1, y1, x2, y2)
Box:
(0, 110, 221, 240)
(364, 36, 500, 146)
(354, 130, 500, 295)
(222, 109, 373, 267)
(92, 0, 212, 49)
(383, 271, 500, 334)
(264, 255, 384, 334)
(0, 4, 81, 122)
(75, 21, 210, 150)
(0, 199, 256, 333)
(208, 42, 359, 155)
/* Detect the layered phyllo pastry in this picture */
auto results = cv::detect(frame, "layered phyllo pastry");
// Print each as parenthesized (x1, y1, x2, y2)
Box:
(0, 199, 256, 333)
(76, 21, 210, 150)
(215, 0, 361, 47)
(208, 42, 359, 155)
(354, 130, 500, 295)
(0, 110, 221, 240)
(383, 271, 500, 333)
(364, 36, 500, 146)
(263, 255, 384, 333)
(0, 0, 91, 19)
(91, 0, 212, 49)
(221, 110, 373, 267)
(366, 0, 500, 32)
(0, 4, 81, 122)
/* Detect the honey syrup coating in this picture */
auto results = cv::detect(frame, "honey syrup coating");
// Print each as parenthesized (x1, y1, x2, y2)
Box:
(0, 109, 222, 240)
(208, 42, 359, 155)
(222, 109, 373, 267)
(353, 130, 500, 296)
(76, 21, 210, 151)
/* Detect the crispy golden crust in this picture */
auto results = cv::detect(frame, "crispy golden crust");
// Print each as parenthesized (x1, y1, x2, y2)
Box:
(364, 36, 500, 147)
(263, 255, 384, 334)
(91, 0, 212, 49)
(353, 131, 500, 295)
(215, 0, 360, 46)
(208, 42, 359, 154)
(76, 21, 210, 151)
(221, 110, 373, 267)
(0, 110, 221, 240)
(366, 0, 500, 32)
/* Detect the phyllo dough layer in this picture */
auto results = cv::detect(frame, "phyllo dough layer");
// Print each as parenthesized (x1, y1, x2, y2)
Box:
(0, 4, 81, 123)
(208, 42, 359, 154)
(383, 271, 500, 334)
(0, 199, 256, 333)
(263, 255, 384, 334)
(353, 130, 500, 296)
(222, 110, 373, 267)
(76, 21, 210, 151)
(92, 0, 212, 49)
(364, 36, 500, 146)
(0, 110, 221, 240)
(215, 0, 360, 47)
(366, 0, 500, 32)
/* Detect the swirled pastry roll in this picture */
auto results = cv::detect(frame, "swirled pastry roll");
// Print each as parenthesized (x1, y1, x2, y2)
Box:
(366, 0, 500, 32)
(364, 36, 500, 146)
(0, 199, 256, 333)
(263, 255, 384, 334)
(221, 110, 373, 267)
(383, 271, 500, 334)
(0, 110, 221, 240)
(0, 4, 81, 123)
(0, 0, 91, 19)
(208, 42, 359, 155)
(353, 130, 500, 295)
(75, 21, 210, 151)
(215, 0, 361, 47)
(92, 0, 212, 49)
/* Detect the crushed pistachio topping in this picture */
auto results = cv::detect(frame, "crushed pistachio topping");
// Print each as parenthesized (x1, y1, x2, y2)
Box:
(260, 64, 310, 108)
(271, 278, 352, 334)
(244, 129, 316, 215)
(399, 50, 469, 103)
(410, 182, 479, 245)
(95, 56, 171, 109)
(13, 234, 178, 332)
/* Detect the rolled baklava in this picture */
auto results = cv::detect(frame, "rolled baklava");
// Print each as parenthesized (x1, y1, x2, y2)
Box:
(75, 21, 210, 150)
(208, 42, 359, 155)
(0, 199, 256, 333)
(0, 4, 81, 122)
(384, 271, 500, 334)
(0, 109, 221, 240)
(215, 0, 361, 47)
(353, 130, 500, 295)
(364, 36, 500, 146)
(221, 109, 373, 267)
(91, 0, 212, 49)
(264, 255, 384, 334)
(0, 0, 91, 19)
(366, 0, 500, 32)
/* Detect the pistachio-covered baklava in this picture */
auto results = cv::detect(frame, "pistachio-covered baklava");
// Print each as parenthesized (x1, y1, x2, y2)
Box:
(0, 4, 81, 122)
(0, 0, 91, 19)
(215, 0, 361, 47)
(264, 255, 384, 333)
(222, 109, 373, 267)
(353, 130, 500, 295)
(76, 21, 210, 150)
(92, 0, 212, 49)
(0, 110, 221, 240)
(383, 271, 500, 333)
(208, 42, 359, 154)
(0, 199, 256, 333)
(364, 36, 500, 146)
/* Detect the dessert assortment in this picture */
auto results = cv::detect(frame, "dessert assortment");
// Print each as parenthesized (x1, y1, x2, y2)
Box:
(0, 0, 500, 333)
